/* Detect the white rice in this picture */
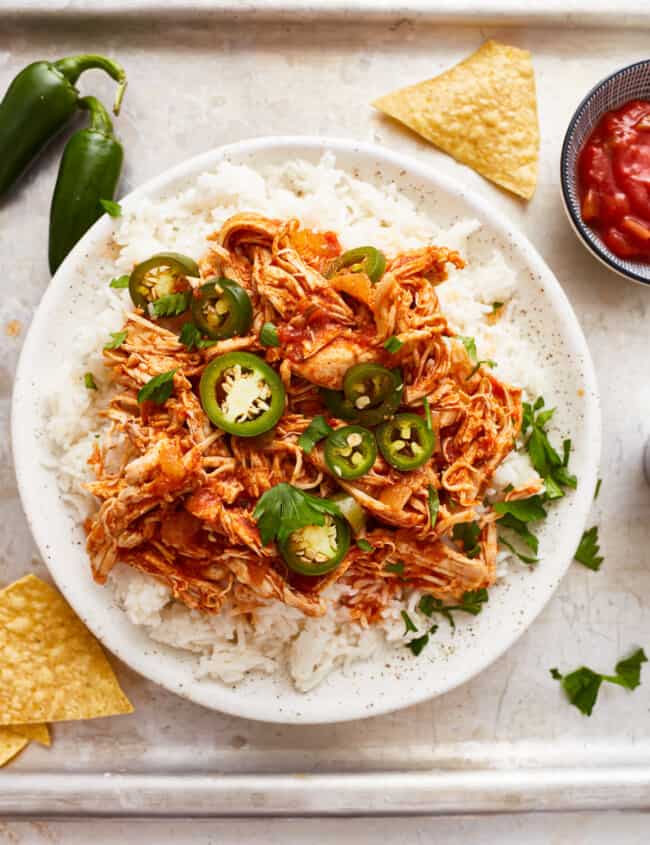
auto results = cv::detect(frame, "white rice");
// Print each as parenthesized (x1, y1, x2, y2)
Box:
(44, 154, 544, 692)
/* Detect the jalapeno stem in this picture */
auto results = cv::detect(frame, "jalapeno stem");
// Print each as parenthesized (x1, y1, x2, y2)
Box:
(78, 96, 114, 136)
(54, 54, 127, 115)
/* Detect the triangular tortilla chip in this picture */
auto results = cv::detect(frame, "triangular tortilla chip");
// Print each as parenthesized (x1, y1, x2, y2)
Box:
(0, 727, 29, 767)
(373, 40, 539, 199)
(8, 723, 51, 747)
(0, 575, 133, 724)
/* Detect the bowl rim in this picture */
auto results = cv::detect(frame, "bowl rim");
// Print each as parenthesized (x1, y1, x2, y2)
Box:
(12, 135, 601, 724)
(560, 58, 650, 287)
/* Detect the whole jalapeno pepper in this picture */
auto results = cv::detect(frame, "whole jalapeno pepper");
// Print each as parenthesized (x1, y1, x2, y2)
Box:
(48, 97, 124, 274)
(0, 54, 127, 199)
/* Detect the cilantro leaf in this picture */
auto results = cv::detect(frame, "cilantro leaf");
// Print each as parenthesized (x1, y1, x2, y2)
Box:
(384, 335, 403, 354)
(457, 335, 477, 362)
(428, 485, 440, 528)
(494, 495, 547, 523)
(179, 321, 216, 350)
(466, 359, 496, 380)
(356, 538, 374, 553)
(522, 397, 577, 500)
(260, 322, 280, 348)
(614, 648, 647, 690)
(84, 372, 98, 390)
(104, 330, 127, 350)
(452, 521, 481, 558)
(109, 274, 130, 289)
(401, 610, 417, 634)
(407, 631, 432, 656)
(137, 369, 177, 405)
(384, 561, 405, 575)
(498, 514, 539, 553)
(551, 648, 646, 715)
(100, 198, 122, 217)
(575, 526, 603, 571)
(151, 292, 191, 318)
(416, 588, 488, 629)
(499, 536, 538, 565)
(253, 483, 342, 546)
(298, 416, 333, 455)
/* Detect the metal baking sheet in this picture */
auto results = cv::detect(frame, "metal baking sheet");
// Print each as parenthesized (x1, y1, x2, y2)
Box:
(1, 10, 649, 817)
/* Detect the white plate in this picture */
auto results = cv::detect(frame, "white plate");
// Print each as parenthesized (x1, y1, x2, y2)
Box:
(12, 137, 600, 724)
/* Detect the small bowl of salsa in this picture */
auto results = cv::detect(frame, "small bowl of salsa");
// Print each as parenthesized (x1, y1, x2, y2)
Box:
(561, 60, 650, 285)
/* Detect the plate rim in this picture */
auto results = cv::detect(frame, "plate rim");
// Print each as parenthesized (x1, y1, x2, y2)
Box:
(11, 135, 601, 724)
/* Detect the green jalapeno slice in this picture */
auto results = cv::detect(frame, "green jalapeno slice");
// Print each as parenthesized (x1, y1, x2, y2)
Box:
(329, 492, 367, 535)
(191, 277, 253, 340)
(324, 425, 377, 480)
(326, 246, 386, 284)
(199, 351, 285, 437)
(322, 364, 403, 427)
(129, 252, 199, 309)
(280, 514, 350, 576)
(376, 413, 435, 471)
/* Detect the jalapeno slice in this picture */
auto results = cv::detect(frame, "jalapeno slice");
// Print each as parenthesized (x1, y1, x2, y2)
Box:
(376, 413, 435, 471)
(129, 252, 199, 309)
(322, 364, 403, 426)
(280, 514, 350, 576)
(330, 492, 367, 535)
(326, 246, 386, 284)
(199, 351, 285, 437)
(191, 277, 253, 340)
(324, 425, 376, 480)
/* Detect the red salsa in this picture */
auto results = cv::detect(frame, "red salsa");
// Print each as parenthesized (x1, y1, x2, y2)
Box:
(578, 99, 650, 259)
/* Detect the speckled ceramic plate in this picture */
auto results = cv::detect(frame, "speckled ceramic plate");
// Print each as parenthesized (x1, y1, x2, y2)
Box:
(12, 137, 600, 724)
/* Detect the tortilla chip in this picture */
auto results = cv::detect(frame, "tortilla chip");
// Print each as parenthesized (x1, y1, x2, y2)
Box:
(0, 575, 133, 724)
(373, 40, 539, 199)
(9, 723, 51, 747)
(0, 727, 29, 768)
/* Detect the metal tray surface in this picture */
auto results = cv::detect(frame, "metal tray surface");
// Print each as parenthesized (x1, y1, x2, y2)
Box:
(0, 13, 649, 817)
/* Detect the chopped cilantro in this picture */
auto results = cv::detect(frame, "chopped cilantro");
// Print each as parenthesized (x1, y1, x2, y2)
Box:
(521, 397, 577, 500)
(575, 526, 603, 571)
(428, 485, 440, 528)
(356, 538, 374, 553)
(137, 369, 177, 405)
(179, 321, 216, 350)
(417, 588, 488, 629)
(551, 648, 646, 716)
(384, 561, 405, 575)
(84, 372, 97, 390)
(407, 625, 439, 657)
(452, 521, 481, 558)
(253, 483, 341, 546)
(298, 416, 333, 455)
(466, 359, 496, 380)
(457, 335, 477, 362)
(109, 274, 129, 289)
(151, 291, 191, 318)
(104, 330, 127, 350)
(401, 610, 417, 634)
(384, 335, 403, 354)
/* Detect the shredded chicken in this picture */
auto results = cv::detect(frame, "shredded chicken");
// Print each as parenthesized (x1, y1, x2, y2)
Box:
(84, 212, 522, 623)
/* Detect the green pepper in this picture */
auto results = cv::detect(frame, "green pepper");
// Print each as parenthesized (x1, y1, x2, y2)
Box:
(322, 364, 403, 426)
(330, 492, 367, 535)
(376, 413, 435, 471)
(191, 277, 253, 340)
(324, 425, 377, 480)
(129, 252, 199, 310)
(199, 351, 285, 437)
(0, 54, 127, 199)
(48, 97, 124, 274)
(280, 514, 350, 576)
(326, 246, 386, 284)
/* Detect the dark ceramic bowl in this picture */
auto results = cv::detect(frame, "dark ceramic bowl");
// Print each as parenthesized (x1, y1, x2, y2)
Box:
(561, 59, 650, 286)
